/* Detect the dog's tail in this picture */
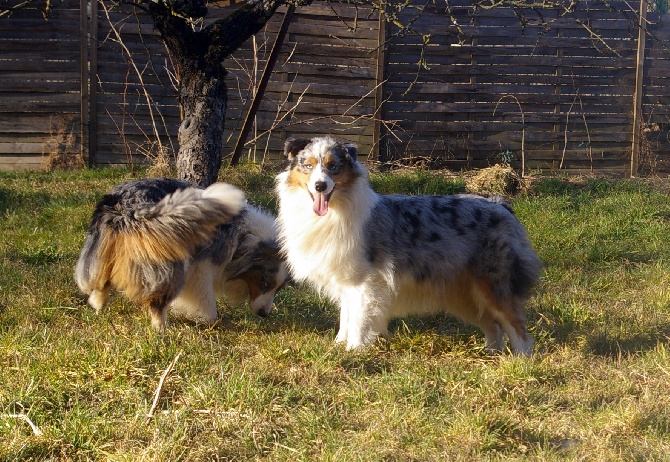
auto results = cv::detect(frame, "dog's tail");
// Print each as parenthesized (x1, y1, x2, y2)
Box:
(75, 182, 245, 296)
(112, 182, 246, 263)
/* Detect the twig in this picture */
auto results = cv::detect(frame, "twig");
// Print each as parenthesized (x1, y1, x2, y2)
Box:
(244, 82, 310, 147)
(575, 89, 593, 171)
(159, 409, 251, 418)
(145, 350, 183, 425)
(275, 442, 301, 454)
(99, 1, 173, 158)
(574, 17, 622, 57)
(560, 92, 578, 170)
(4, 414, 43, 436)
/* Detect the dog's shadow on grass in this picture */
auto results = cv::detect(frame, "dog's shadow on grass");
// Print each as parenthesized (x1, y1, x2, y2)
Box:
(532, 302, 670, 358)
(195, 279, 513, 361)
(585, 329, 670, 358)
(84, 290, 670, 361)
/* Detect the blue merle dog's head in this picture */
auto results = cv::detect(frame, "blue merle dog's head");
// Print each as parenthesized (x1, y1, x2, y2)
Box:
(283, 136, 362, 217)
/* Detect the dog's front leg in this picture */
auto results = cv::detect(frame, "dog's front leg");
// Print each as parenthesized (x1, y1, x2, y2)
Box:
(335, 287, 354, 344)
(169, 261, 218, 324)
(88, 287, 110, 313)
(335, 306, 349, 345)
(340, 286, 388, 350)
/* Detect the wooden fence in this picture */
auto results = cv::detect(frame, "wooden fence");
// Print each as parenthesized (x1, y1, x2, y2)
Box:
(1, 0, 669, 175)
(0, 0, 83, 171)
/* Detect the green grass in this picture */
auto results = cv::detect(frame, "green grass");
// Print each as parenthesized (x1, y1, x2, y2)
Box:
(2, 167, 670, 460)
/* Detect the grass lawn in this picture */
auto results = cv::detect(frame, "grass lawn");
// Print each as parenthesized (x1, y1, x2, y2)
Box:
(1, 166, 670, 461)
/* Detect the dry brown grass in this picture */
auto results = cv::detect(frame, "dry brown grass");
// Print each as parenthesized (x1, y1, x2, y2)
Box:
(463, 164, 527, 197)
(43, 118, 85, 171)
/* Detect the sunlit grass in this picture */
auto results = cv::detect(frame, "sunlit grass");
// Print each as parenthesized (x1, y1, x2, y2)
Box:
(2, 168, 670, 460)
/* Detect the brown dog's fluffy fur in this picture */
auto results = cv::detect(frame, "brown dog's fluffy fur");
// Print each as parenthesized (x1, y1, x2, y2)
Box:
(75, 178, 287, 330)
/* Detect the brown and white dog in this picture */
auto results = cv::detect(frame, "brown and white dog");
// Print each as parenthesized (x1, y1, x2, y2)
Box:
(75, 178, 287, 331)
(275, 136, 542, 355)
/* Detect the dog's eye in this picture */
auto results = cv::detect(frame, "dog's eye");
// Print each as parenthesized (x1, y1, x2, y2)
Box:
(326, 163, 338, 171)
(261, 280, 272, 292)
(304, 163, 313, 171)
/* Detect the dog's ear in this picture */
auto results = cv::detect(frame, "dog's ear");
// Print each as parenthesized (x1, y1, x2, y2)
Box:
(284, 138, 311, 160)
(343, 142, 358, 163)
(258, 240, 282, 260)
(262, 240, 280, 257)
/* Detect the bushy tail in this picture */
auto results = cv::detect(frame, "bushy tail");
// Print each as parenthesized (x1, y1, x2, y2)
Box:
(75, 182, 245, 295)
(111, 182, 246, 263)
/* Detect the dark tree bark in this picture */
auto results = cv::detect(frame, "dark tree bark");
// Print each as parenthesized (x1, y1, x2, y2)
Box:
(146, 0, 298, 186)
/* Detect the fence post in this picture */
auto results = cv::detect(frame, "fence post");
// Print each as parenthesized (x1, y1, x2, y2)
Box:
(79, 0, 89, 165)
(80, 0, 98, 167)
(89, 0, 98, 166)
(631, 0, 648, 177)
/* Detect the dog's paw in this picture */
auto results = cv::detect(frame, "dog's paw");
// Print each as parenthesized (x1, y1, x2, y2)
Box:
(88, 289, 108, 313)
(335, 329, 347, 344)
(345, 342, 364, 351)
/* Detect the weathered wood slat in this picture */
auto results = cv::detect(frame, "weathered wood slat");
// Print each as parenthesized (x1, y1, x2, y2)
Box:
(266, 21, 378, 39)
(0, 142, 47, 154)
(0, 22, 78, 33)
(1, 81, 81, 93)
(0, 155, 47, 171)
(0, 61, 79, 73)
(272, 63, 376, 79)
(1, 0, 669, 173)
(284, 33, 378, 48)
(0, 41, 80, 53)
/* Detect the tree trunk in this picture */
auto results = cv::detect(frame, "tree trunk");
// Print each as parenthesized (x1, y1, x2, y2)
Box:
(176, 66, 227, 187)
(148, 0, 297, 186)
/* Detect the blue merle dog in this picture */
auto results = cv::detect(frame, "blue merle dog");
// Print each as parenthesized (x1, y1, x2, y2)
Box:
(75, 178, 287, 331)
(275, 136, 542, 355)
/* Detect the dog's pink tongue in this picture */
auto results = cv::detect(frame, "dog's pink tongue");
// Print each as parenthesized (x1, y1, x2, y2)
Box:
(313, 193, 329, 216)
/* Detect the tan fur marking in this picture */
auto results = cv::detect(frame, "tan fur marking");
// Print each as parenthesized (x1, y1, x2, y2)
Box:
(433, 272, 484, 324)
(322, 155, 338, 169)
(326, 162, 360, 210)
(286, 167, 310, 190)
(120, 227, 209, 264)
(92, 228, 118, 292)
(472, 277, 529, 342)
(108, 234, 141, 302)
(334, 164, 359, 187)
(236, 270, 263, 302)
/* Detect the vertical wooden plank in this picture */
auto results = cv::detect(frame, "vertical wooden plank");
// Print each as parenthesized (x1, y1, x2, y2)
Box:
(372, 8, 387, 162)
(553, 18, 562, 171)
(80, 0, 89, 165)
(467, 14, 478, 168)
(631, 0, 648, 177)
(88, 0, 99, 166)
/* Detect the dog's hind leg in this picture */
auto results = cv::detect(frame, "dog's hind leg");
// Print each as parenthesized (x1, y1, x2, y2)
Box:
(496, 302, 534, 356)
(88, 285, 110, 313)
(477, 312, 505, 354)
(146, 295, 171, 332)
(472, 280, 533, 356)
(443, 275, 506, 353)
(144, 263, 188, 332)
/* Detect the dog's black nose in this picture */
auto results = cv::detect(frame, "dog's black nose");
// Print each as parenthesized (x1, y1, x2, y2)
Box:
(314, 181, 328, 192)
(256, 308, 269, 318)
